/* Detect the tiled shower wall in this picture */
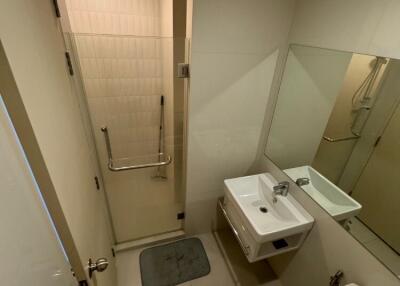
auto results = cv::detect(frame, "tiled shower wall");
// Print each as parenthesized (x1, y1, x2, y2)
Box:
(64, 0, 185, 242)
(66, 0, 172, 36)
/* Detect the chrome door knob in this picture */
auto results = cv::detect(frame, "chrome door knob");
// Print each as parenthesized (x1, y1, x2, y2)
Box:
(88, 258, 109, 278)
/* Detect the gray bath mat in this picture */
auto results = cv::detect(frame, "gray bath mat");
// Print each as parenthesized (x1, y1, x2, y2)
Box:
(139, 237, 211, 286)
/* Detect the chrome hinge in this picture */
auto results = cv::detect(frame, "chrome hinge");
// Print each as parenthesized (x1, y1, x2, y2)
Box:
(374, 135, 382, 147)
(177, 63, 190, 78)
(94, 176, 100, 190)
(52, 0, 61, 18)
(65, 52, 74, 76)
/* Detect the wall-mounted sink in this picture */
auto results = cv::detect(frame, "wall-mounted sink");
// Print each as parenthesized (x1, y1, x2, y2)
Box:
(284, 165, 361, 223)
(222, 173, 314, 262)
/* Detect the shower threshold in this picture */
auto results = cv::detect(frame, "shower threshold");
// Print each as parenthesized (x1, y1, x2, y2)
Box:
(114, 230, 185, 253)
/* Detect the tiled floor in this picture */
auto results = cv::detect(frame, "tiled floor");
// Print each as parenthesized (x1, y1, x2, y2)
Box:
(214, 229, 282, 286)
(349, 217, 400, 277)
(116, 233, 235, 286)
(116, 232, 282, 286)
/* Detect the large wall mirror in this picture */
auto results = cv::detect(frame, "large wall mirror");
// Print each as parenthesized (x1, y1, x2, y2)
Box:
(265, 44, 400, 277)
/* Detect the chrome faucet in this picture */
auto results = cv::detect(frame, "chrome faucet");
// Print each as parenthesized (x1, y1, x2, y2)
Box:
(272, 181, 289, 203)
(329, 270, 344, 286)
(295, 177, 310, 187)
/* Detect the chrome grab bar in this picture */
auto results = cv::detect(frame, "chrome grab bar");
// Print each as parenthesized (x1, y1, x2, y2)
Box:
(100, 126, 172, 172)
(218, 199, 250, 256)
(323, 134, 360, 142)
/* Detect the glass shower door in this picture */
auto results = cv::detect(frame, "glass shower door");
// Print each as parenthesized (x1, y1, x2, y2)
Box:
(71, 33, 187, 243)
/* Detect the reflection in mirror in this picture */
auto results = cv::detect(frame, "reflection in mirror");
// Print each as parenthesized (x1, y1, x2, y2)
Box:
(265, 44, 400, 277)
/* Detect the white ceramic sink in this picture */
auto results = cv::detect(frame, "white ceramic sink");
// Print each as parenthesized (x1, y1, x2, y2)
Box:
(224, 173, 314, 244)
(284, 166, 362, 222)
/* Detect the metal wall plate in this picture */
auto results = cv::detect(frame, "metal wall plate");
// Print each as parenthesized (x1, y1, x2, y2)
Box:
(177, 63, 190, 78)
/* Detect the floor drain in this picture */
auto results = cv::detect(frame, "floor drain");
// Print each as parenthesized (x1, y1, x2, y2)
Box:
(259, 206, 268, 213)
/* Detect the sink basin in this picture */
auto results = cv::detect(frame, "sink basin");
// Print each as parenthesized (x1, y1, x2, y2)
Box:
(223, 173, 313, 261)
(284, 165, 362, 222)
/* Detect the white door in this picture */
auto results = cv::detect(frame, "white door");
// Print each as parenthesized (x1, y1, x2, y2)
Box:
(0, 96, 77, 285)
(0, 1, 117, 285)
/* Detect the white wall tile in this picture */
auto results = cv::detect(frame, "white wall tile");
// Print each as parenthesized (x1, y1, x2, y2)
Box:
(66, 0, 173, 37)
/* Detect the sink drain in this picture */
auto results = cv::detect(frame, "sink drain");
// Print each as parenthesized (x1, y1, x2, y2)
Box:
(259, 206, 268, 213)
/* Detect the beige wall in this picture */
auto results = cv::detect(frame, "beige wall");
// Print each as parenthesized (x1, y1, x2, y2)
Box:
(184, 0, 297, 234)
(258, 0, 400, 285)
(289, 0, 400, 59)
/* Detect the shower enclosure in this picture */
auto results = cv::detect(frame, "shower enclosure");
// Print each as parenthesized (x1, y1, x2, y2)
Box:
(60, 0, 189, 244)
(312, 54, 389, 189)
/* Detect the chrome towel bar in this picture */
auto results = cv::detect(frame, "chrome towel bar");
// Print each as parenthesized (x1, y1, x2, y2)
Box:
(218, 199, 250, 256)
(100, 126, 172, 172)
